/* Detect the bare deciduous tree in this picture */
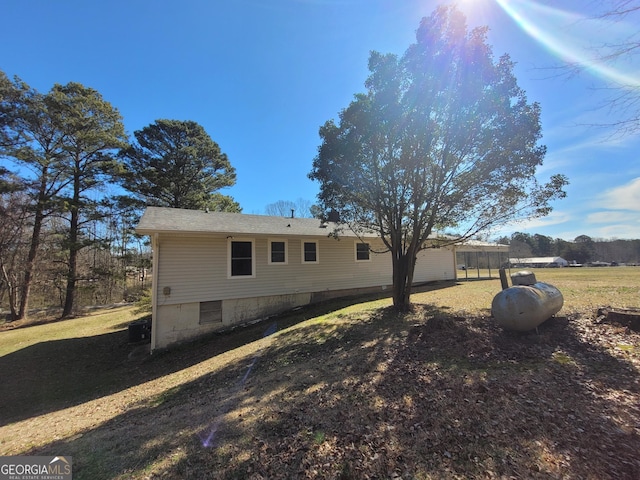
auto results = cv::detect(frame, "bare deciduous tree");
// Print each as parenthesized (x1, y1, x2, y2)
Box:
(265, 198, 314, 218)
(568, 1, 640, 135)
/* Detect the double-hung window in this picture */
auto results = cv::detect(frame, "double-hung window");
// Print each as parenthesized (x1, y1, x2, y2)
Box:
(269, 239, 288, 264)
(229, 239, 255, 278)
(356, 242, 371, 261)
(302, 241, 319, 263)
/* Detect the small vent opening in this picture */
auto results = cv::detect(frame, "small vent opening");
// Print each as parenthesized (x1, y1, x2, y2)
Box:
(200, 300, 222, 324)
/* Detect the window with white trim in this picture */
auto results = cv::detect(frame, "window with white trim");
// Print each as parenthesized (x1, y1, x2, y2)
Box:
(302, 240, 319, 263)
(269, 239, 288, 264)
(228, 239, 255, 278)
(355, 242, 371, 261)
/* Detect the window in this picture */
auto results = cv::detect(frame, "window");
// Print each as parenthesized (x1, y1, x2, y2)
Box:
(200, 301, 222, 324)
(229, 239, 255, 277)
(356, 242, 370, 261)
(302, 241, 319, 263)
(269, 239, 288, 264)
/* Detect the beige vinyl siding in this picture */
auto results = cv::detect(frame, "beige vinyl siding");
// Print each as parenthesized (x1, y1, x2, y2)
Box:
(155, 236, 224, 305)
(155, 234, 392, 305)
(414, 247, 455, 283)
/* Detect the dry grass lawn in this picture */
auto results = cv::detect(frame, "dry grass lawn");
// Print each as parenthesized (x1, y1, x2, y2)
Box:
(0, 268, 639, 479)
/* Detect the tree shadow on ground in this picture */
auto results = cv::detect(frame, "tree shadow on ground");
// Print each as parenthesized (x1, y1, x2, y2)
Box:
(19, 300, 640, 479)
(0, 281, 456, 426)
(381, 312, 640, 478)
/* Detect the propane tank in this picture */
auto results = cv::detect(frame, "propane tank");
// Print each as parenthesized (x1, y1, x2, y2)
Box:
(511, 270, 537, 286)
(491, 282, 563, 331)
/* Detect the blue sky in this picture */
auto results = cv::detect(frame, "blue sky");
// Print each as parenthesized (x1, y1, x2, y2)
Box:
(2, 0, 639, 241)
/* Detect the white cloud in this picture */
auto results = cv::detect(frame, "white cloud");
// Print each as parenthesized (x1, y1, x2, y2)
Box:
(591, 223, 640, 240)
(587, 211, 639, 224)
(544, 125, 638, 160)
(597, 177, 640, 211)
(517, 210, 572, 229)
(490, 210, 572, 237)
(583, 209, 640, 239)
(552, 212, 640, 240)
(553, 130, 635, 153)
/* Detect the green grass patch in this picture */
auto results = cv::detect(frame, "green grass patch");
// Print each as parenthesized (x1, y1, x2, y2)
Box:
(0, 306, 140, 357)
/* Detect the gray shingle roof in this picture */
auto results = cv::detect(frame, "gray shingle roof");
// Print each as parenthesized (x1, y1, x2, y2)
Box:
(135, 208, 509, 252)
(135, 206, 373, 238)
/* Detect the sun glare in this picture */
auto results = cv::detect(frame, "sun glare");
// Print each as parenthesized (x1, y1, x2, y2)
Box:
(456, 0, 496, 22)
(494, 0, 640, 88)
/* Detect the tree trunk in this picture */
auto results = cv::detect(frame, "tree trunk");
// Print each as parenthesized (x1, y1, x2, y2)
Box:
(1, 263, 17, 321)
(391, 251, 417, 311)
(62, 168, 81, 319)
(62, 208, 79, 318)
(17, 182, 47, 320)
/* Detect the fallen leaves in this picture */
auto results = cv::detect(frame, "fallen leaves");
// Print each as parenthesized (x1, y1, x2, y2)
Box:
(171, 307, 640, 479)
(6, 300, 639, 479)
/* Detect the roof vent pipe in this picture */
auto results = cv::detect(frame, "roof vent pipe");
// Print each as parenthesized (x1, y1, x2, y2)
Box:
(291, 209, 295, 218)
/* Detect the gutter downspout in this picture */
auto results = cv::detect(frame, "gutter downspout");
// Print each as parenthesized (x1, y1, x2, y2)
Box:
(150, 233, 159, 353)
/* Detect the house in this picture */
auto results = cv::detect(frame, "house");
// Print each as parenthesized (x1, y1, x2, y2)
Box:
(136, 207, 502, 351)
(509, 256, 569, 268)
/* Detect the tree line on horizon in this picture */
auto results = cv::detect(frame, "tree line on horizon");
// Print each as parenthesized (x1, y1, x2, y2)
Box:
(498, 232, 640, 265)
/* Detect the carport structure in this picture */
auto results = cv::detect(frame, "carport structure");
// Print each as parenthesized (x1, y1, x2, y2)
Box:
(454, 240, 510, 280)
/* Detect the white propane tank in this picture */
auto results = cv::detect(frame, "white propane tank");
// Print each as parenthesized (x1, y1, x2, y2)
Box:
(491, 282, 564, 331)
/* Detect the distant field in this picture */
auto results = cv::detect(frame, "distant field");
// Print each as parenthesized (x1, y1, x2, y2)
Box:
(449, 266, 640, 313)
